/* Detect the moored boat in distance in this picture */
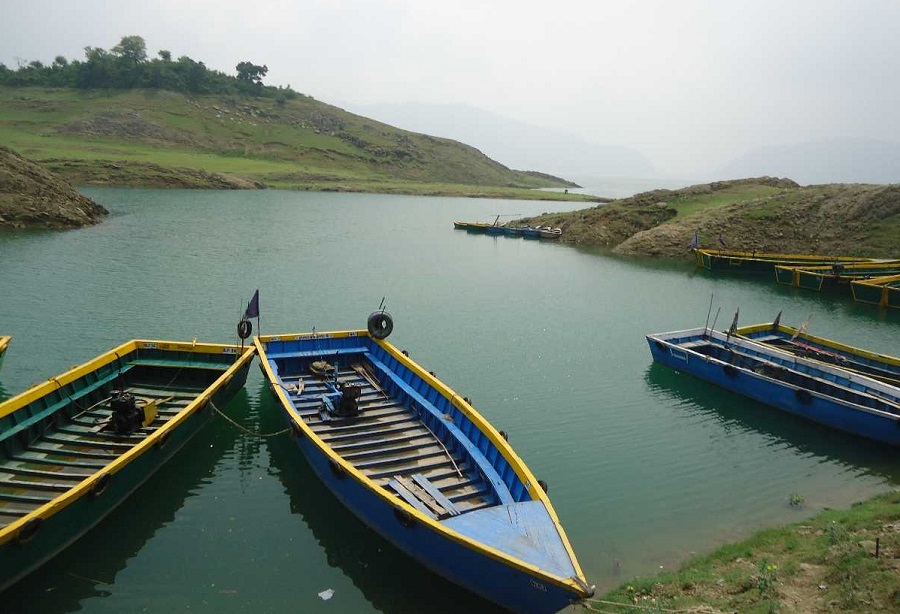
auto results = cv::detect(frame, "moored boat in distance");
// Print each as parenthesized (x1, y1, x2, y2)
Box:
(0, 337, 9, 370)
(0, 339, 256, 592)
(538, 227, 562, 239)
(852, 274, 900, 309)
(646, 327, 900, 447)
(693, 249, 872, 274)
(504, 225, 525, 237)
(774, 261, 900, 291)
(736, 321, 900, 387)
(452, 221, 469, 230)
(254, 316, 593, 613)
(522, 226, 542, 239)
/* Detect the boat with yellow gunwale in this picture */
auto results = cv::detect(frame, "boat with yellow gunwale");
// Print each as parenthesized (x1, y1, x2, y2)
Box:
(774, 261, 900, 291)
(693, 248, 872, 274)
(0, 338, 256, 592)
(254, 314, 593, 613)
(851, 274, 900, 309)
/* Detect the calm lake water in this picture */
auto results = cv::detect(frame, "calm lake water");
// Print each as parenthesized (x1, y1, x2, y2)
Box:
(0, 189, 898, 613)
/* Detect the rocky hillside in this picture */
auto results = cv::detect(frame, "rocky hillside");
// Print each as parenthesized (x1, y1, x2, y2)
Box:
(0, 146, 107, 229)
(522, 178, 900, 259)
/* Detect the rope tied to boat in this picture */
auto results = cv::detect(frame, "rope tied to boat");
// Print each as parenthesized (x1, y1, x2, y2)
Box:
(208, 400, 290, 438)
(580, 597, 693, 613)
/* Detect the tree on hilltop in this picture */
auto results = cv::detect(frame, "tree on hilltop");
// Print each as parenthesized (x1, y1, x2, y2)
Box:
(236, 61, 268, 86)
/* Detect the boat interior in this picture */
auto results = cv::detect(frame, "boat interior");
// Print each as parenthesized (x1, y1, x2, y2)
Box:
(270, 349, 515, 519)
(0, 352, 233, 530)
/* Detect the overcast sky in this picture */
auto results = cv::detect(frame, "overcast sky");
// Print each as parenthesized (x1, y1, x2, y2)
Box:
(2, 0, 899, 177)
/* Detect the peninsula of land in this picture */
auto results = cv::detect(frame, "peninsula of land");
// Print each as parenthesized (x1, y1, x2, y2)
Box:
(521, 177, 900, 259)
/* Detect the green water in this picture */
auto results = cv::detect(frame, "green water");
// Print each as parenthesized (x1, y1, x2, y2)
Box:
(0, 189, 898, 613)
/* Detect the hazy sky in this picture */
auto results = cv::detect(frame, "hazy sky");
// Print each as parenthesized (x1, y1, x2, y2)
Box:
(2, 0, 899, 177)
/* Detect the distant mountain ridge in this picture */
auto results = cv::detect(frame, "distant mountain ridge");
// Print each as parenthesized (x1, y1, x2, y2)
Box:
(350, 102, 657, 180)
(718, 138, 900, 185)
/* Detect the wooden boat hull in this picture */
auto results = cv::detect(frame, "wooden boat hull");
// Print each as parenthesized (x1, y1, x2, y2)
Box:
(852, 274, 900, 309)
(775, 262, 900, 291)
(647, 328, 900, 447)
(522, 227, 541, 240)
(736, 323, 900, 386)
(256, 331, 592, 613)
(0, 337, 9, 371)
(693, 249, 871, 274)
(0, 340, 255, 592)
(484, 225, 506, 236)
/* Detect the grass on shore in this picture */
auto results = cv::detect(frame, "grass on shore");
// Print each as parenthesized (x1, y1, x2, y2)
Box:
(587, 490, 900, 613)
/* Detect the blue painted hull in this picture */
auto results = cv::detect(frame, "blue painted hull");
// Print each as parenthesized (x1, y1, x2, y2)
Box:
(647, 336, 900, 447)
(286, 428, 580, 613)
(257, 331, 591, 613)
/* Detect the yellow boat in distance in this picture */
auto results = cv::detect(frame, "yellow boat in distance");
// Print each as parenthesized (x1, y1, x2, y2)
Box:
(0, 336, 9, 370)
(693, 248, 872, 273)
(774, 260, 900, 291)
(0, 339, 256, 592)
(851, 273, 900, 309)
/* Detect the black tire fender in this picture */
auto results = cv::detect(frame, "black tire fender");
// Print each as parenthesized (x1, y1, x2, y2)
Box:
(367, 311, 394, 340)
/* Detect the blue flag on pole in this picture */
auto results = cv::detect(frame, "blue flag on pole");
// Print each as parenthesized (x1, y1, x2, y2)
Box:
(244, 289, 259, 319)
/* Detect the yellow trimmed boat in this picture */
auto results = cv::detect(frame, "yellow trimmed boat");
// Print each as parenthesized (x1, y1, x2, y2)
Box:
(0, 339, 256, 592)
(693, 249, 872, 274)
(736, 322, 900, 386)
(0, 337, 9, 371)
(774, 261, 900, 291)
(851, 274, 900, 309)
(255, 317, 593, 613)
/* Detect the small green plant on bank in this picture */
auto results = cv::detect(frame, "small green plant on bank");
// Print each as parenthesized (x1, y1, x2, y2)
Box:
(757, 558, 778, 596)
(789, 492, 804, 507)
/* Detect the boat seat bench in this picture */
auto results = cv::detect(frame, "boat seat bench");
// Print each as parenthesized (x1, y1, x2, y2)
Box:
(364, 352, 516, 506)
(0, 365, 133, 448)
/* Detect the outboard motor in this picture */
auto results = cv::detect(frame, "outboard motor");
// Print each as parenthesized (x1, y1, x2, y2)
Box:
(335, 382, 362, 417)
(109, 390, 143, 434)
(322, 382, 362, 419)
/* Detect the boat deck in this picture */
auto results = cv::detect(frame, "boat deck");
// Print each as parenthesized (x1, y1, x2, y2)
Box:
(0, 373, 219, 529)
(282, 361, 496, 517)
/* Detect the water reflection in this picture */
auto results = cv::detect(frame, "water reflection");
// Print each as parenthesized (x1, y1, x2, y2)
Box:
(0, 391, 253, 613)
(644, 362, 900, 484)
(259, 384, 500, 614)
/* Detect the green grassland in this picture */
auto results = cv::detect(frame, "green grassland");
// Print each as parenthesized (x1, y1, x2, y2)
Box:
(591, 490, 900, 613)
(0, 87, 595, 200)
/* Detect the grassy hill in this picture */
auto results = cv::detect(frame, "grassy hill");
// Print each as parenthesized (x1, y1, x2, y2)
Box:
(0, 86, 590, 200)
(521, 177, 900, 258)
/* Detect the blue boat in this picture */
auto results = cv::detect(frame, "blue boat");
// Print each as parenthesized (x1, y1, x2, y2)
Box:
(646, 327, 900, 447)
(522, 226, 541, 240)
(255, 316, 593, 613)
(504, 225, 525, 237)
(0, 339, 256, 592)
(736, 322, 900, 387)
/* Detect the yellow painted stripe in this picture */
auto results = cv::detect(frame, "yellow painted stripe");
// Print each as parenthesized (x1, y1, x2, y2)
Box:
(0, 341, 256, 547)
(736, 324, 900, 366)
(695, 248, 872, 262)
(254, 331, 591, 595)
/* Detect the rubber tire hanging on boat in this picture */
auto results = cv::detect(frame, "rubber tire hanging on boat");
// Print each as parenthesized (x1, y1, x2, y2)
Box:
(367, 311, 394, 340)
(538, 480, 549, 494)
(328, 458, 347, 479)
(237, 318, 253, 340)
(499, 430, 509, 442)
(796, 389, 813, 405)
(393, 507, 414, 527)
(16, 517, 42, 545)
(90, 473, 111, 498)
